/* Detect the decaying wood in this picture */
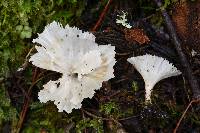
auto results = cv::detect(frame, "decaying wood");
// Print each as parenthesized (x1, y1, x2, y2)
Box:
(154, 0, 200, 100)
(172, 1, 200, 52)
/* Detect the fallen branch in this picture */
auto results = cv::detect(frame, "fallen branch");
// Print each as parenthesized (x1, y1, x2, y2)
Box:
(81, 108, 110, 121)
(16, 68, 42, 133)
(17, 46, 35, 72)
(82, 108, 127, 132)
(154, 0, 200, 99)
(91, 0, 113, 31)
(173, 99, 200, 133)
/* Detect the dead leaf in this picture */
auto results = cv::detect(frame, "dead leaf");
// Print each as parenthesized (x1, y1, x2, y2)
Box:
(124, 28, 150, 44)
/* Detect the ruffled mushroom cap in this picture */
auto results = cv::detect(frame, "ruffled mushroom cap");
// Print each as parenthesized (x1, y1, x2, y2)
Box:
(29, 21, 116, 113)
(127, 54, 181, 102)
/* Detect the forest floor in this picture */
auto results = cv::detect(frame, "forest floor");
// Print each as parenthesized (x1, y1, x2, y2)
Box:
(0, 0, 200, 133)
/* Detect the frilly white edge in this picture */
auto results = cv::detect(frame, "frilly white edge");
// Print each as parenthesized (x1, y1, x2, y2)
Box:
(29, 21, 116, 113)
(127, 54, 181, 102)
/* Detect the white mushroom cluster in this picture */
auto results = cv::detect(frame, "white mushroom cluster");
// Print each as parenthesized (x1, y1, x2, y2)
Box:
(29, 21, 116, 113)
(29, 20, 183, 113)
(127, 54, 182, 102)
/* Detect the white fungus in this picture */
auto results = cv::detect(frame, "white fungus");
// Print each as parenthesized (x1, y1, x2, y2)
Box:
(29, 21, 116, 113)
(191, 49, 198, 57)
(127, 54, 181, 102)
(116, 11, 132, 29)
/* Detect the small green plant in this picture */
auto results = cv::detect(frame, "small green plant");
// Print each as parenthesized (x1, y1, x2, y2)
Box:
(76, 118, 103, 133)
(132, 80, 139, 92)
(161, 0, 179, 9)
(100, 101, 121, 118)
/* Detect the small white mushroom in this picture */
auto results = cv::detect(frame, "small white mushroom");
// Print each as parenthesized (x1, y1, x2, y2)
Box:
(127, 54, 182, 102)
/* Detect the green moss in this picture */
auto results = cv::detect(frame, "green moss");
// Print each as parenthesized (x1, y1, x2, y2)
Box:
(0, 0, 86, 131)
(0, 0, 86, 77)
(100, 101, 120, 116)
(0, 85, 17, 131)
(76, 118, 103, 133)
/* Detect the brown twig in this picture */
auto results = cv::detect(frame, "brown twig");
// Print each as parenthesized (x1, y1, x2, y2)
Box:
(113, 78, 129, 84)
(118, 115, 138, 121)
(173, 99, 200, 133)
(82, 108, 127, 132)
(81, 108, 110, 121)
(82, 108, 138, 123)
(16, 68, 42, 133)
(116, 52, 132, 56)
(154, 0, 200, 99)
(32, 67, 38, 84)
(17, 68, 54, 133)
(91, 0, 113, 31)
(81, 109, 87, 133)
(17, 46, 35, 71)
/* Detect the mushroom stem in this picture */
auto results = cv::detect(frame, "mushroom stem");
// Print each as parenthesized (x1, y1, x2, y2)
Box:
(145, 83, 155, 103)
